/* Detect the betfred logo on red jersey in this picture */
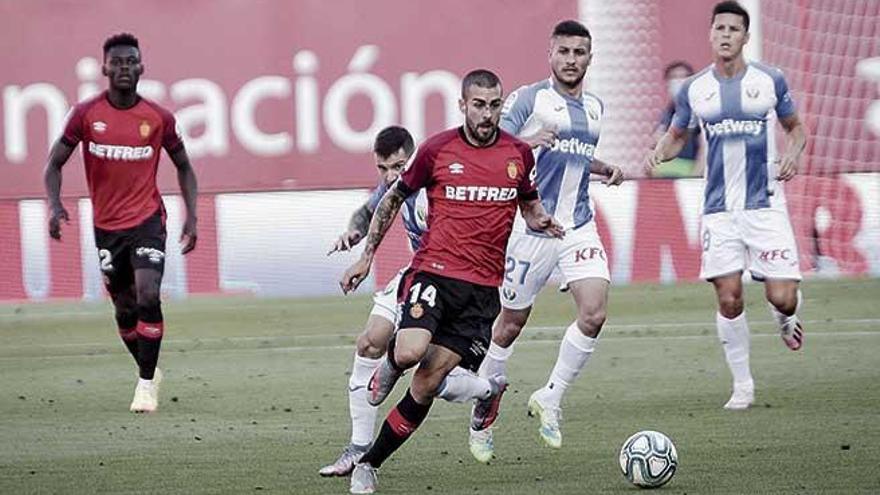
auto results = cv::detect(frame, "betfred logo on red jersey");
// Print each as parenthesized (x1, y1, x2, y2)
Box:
(444, 185, 517, 202)
(88, 142, 154, 161)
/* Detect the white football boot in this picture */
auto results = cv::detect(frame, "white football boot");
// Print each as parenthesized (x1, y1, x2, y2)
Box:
(130, 368, 162, 413)
(350, 463, 378, 494)
(527, 390, 562, 448)
(723, 379, 754, 410)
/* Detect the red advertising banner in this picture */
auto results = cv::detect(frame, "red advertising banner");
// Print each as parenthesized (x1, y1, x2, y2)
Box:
(0, 0, 575, 199)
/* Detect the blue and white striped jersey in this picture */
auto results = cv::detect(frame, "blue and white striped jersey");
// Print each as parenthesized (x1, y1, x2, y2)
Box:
(366, 181, 428, 251)
(501, 78, 604, 231)
(672, 62, 797, 214)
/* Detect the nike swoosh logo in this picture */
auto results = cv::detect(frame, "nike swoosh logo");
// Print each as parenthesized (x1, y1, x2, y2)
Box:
(348, 385, 365, 392)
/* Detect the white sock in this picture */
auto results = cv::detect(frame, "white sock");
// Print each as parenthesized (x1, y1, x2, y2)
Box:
(716, 312, 753, 387)
(541, 322, 597, 407)
(436, 368, 494, 403)
(348, 354, 381, 447)
(137, 377, 153, 388)
(769, 289, 803, 334)
(478, 341, 514, 379)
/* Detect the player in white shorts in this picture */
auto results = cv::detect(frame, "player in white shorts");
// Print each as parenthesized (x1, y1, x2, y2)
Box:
(321, 126, 504, 477)
(467, 20, 625, 462)
(648, 1, 807, 411)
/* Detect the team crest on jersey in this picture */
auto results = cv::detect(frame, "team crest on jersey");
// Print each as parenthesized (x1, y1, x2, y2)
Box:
(92, 121, 107, 133)
(507, 161, 519, 180)
(746, 87, 760, 99)
(139, 121, 151, 139)
(410, 302, 424, 319)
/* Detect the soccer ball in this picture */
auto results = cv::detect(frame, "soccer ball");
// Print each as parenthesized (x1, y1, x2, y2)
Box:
(618, 430, 678, 488)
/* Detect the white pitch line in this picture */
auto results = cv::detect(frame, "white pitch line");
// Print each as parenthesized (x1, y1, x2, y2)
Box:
(0, 329, 878, 362)
(1, 318, 878, 351)
(0, 302, 341, 320)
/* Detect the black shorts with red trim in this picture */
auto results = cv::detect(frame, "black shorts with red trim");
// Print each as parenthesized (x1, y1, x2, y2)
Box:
(396, 268, 501, 372)
(93, 208, 167, 292)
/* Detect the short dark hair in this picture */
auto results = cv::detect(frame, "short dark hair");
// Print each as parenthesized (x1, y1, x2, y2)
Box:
(712, 1, 750, 31)
(373, 126, 415, 159)
(103, 33, 140, 56)
(552, 20, 591, 40)
(663, 60, 695, 79)
(461, 69, 502, 98)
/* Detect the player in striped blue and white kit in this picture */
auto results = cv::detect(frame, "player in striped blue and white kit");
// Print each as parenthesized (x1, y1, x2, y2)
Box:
(468, 20, 625, 462)
(322, 127, 503, 477)
(649, 1, 807, 411)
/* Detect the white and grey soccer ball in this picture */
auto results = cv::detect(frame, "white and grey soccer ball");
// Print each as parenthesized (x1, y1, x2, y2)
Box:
(618, 430, 678, 488)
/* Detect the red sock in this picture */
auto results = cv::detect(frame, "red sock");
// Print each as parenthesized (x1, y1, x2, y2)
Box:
(135, 321, 164, 380)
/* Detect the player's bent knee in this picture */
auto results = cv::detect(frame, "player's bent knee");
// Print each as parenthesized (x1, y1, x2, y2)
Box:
(356, 333, 387, 359)
(136, 297, 163, 323)
(392, 345, 427, 369)
(717, 296, 744, 319)
(577, 309, 606, 336)
(115, 310, 138, 330)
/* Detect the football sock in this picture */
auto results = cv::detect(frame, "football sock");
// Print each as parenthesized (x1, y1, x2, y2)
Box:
(542, 322, 597, 407)
(716, 312, 752, 386)
(118, 326, 140, 364)
(769, 289, 803, 333)
(478, 341, 514, 379)
(360, 389, 431, 468)
(135, 320, 163, 380)
(349, 354, 382, 447)
(436, 368, 494, 403)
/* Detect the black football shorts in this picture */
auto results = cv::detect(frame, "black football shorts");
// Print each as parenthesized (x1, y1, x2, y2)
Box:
(93, 208, 167, 292)
(396, 269, 501, 372)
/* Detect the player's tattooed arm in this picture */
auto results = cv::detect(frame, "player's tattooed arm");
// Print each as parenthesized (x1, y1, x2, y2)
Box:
(328, 201, 373, 255)
(43, 140, 77, 241)
(169, 147, 199, 254)
(591, 158, 624, 186)
(776, 114, 807, 181)
(340, 187, 406, 294)
(519, 197, 565, 239)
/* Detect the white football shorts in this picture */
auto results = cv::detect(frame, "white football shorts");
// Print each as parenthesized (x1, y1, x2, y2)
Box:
(370, 267, 407, 324)
(501, 221, 610, 310)
(700, 207, 802, 281)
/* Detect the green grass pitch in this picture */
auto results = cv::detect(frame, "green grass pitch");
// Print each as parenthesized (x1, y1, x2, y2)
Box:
(2, 278, 879, 494)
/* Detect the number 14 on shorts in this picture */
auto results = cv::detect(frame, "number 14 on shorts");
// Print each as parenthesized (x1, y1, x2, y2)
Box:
(409, 282, 437, 307)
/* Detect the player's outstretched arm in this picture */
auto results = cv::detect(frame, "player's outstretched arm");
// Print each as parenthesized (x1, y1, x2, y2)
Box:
(43, 140, 76, 241)
(169, 147, 199, 254)
(645, 127, 688, 173)
(328, 201, 373, 255)
(776, 114, 807, 181)
(519, 197, 565, 239)
(340, 186, 406, 294)
(591, 158, 624, 186)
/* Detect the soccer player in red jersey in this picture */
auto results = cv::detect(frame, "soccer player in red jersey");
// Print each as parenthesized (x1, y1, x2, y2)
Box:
(43, 33, 199, 413)
(340, 69, 564, 494)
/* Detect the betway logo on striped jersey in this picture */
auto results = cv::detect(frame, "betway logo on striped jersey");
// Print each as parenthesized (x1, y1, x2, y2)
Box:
(705, 119, 765, 138)
(88, 142, 154, 161)
(549, 137, 595, 158)
(444, 185, 517, 201)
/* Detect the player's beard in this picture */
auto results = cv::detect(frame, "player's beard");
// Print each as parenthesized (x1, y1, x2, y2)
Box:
(553, 66, 586, 90)
(467, 120, 497, 145)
